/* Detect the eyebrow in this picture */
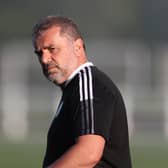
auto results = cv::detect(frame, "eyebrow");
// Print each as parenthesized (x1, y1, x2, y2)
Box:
(43, 43, 57, 50)
(34, 44, 58, 54)
(35, 44, 55, 51)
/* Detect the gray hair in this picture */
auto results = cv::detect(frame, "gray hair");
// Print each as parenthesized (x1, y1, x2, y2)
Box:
(32, 15, 85, 49)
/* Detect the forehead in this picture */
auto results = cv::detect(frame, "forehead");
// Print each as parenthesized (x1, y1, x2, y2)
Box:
(35, 26, 72, 49)
(37, 26, 61, 42)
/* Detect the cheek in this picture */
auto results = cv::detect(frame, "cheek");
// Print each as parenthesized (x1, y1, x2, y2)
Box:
(52, 48, 76, 67)
(60, 51, 72, 63)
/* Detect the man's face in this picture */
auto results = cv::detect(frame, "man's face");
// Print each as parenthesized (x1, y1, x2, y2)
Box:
(35, 26, 78, 85)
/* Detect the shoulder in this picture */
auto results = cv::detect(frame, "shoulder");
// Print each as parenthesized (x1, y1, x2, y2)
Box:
(91, 66, 121, 98)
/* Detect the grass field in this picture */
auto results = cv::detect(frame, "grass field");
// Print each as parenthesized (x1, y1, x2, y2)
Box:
(0, 143, 44, 168)
(131, 144, 168, 167)
(0, 141, 167, 168)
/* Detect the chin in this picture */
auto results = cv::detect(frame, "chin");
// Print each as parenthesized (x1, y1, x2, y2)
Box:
(48, 76, 63, 85)
(46, 72, 66, 85)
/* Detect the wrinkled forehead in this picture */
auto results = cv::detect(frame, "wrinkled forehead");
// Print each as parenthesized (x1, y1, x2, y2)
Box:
(34, 27, 59, 48)
(34, 26, 75, 51)
(37, 26, 61, 39)
(34, 26, 73, 48)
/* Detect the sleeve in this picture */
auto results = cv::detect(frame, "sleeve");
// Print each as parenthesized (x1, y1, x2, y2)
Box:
(92, 90, 115, 140)
(71, 67, 115, 141)
(72, 84, 115, 141)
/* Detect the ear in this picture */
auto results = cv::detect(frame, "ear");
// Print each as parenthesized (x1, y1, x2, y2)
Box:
(74, 38, 84, 56)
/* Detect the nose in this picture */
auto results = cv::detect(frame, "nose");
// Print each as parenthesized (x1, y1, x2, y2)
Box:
(41, 50, 51, 64)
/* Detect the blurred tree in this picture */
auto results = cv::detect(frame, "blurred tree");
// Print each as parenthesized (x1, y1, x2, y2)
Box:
(0, 0, 137, 39)
(1, 0, 168, 42)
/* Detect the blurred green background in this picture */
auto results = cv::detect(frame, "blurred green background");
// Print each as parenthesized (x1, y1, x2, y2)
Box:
(0, 0, 168, 167)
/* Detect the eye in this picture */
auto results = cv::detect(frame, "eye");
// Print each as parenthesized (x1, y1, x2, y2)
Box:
(34, 50, 43, 58)
(48, 45, 60, 54)
(48, 47, 56, 53)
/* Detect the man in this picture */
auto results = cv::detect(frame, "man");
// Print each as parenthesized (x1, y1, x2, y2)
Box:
(32, 15, 132, 168)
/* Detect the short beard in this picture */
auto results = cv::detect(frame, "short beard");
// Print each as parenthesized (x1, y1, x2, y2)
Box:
(46, 68, 67, 85)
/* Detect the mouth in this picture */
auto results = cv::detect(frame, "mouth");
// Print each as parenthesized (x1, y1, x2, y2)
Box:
(44, 63, 59, 72)
(48, 66, 56, 71)
(47, 66, 58, 75)
(42, 65, 55, 76)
